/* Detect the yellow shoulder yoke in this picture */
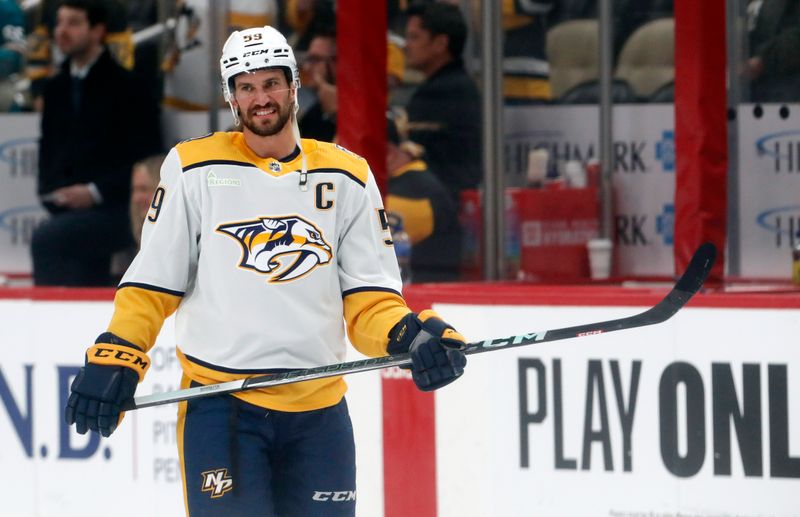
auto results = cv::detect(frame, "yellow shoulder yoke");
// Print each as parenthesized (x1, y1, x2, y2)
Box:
(176, 132, 245, 170)
(306, 140, 370, 186)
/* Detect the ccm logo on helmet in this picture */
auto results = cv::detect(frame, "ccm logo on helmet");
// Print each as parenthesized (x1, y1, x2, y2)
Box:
(312, 491, 356, 502)
(242, 49, 269, 57)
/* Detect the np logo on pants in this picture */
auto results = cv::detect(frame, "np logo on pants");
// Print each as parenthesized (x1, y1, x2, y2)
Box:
(201, 468, 233, 498)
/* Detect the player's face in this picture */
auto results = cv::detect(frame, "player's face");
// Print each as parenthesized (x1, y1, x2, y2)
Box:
(54, 6, 100, 58)
(233, 69, 294, 137)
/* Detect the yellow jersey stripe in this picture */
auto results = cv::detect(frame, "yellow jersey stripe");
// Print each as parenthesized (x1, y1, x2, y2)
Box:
(108, 284, 182, 352)
(343, 289, 411, 358)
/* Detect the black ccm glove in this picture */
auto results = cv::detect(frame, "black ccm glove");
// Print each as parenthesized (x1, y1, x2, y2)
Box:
(387, 310, 467, 391)
(65, 332, 150, 437)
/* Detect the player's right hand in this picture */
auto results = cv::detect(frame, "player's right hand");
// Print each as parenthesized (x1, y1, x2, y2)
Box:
(65, 363, 138, 437)
(65, 333, 149, 437)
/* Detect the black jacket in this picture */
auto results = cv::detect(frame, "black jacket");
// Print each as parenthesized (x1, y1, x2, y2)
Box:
(38, 49, 162, 212)
(750, 0, 800, 102)
(406, 59, 482, 200)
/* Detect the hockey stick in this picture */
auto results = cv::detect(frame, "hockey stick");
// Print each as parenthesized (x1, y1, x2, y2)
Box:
(124, 242, 716, 411)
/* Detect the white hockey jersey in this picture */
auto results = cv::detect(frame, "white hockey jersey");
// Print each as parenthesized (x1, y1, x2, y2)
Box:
(107, 133, 412, 411)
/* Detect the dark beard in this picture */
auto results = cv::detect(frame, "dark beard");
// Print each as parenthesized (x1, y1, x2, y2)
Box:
(240, 101, 293, 137)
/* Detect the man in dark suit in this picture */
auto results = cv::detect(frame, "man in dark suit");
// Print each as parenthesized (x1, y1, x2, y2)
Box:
(32, 0, 162, 286)
(404, 2, 481, 203)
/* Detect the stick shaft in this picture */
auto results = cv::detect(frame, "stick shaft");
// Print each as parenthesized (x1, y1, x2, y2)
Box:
(125, 242, 716, 411)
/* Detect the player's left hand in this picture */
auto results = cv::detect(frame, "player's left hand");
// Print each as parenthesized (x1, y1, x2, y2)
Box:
(388, 310, 467, 391)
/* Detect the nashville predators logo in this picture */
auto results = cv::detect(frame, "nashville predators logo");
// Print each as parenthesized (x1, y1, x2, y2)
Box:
(216, 215, 333, 282)
(201, 468, 233, 498)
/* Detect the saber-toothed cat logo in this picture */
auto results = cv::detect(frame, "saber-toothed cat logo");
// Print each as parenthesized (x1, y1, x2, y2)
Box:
(216, 215, 333, 282)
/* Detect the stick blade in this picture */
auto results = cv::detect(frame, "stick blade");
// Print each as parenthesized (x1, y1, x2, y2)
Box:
(634, 241, 717, 326)
(674, 241, 717, 296)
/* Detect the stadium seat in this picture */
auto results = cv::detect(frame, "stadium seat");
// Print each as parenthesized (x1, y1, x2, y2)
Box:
(614, 18, 675, 99)
(647, 80, 674, 103)
(546, 20, 600, 101)
(558, 78, 638, 104)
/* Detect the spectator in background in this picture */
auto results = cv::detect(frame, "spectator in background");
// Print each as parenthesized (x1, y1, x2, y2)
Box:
(745, 0, 800, 102)
(500, 0, 555, 103)
(32, 0, 162, 286)
(386, 109, 460, 282)
(299, 29, 411, 142)
(469, 0, 577, 103)
(0, 0, 25, 110)
(129, 153, 165, 247)
(284, 0, 334, 50)
(22, 0, 133, 111)
(387, 31, 409, 106)
(387, 31, 406, 90)
(111, 153, 166, 279)
(404, 2, 481, 203)
(299, 29, 337, 141)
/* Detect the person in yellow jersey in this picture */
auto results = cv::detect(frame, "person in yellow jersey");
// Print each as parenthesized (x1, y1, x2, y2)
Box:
(500, 0, 555, 103)
(386, 110, 461, 282)
(64, 25, 467, 516)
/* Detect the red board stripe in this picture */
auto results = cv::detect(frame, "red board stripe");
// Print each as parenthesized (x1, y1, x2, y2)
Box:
(674, 0, 728, 281)
(382, 371, 437, 517)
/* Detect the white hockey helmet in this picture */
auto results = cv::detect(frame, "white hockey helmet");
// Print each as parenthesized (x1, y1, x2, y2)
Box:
(220, 26, 300, 116)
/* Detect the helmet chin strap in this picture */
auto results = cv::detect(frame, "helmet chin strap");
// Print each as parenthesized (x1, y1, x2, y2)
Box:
(228, 101, 240, 127)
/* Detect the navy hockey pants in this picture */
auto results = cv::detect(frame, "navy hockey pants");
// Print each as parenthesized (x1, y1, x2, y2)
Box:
(178, 390, 356, 517)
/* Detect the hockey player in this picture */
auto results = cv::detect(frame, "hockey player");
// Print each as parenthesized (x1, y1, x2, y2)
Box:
(65, 25, 467, 516)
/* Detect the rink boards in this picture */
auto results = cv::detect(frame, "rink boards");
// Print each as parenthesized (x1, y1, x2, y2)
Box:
(0, 285, 798, 516)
